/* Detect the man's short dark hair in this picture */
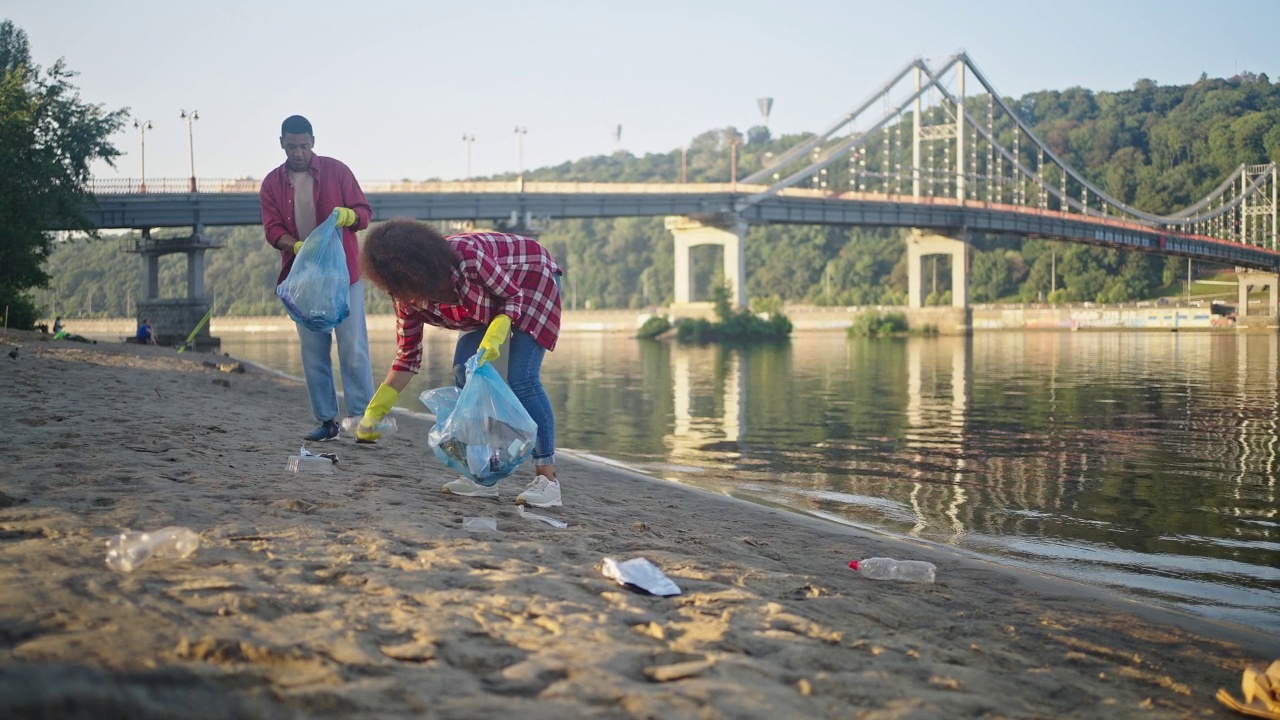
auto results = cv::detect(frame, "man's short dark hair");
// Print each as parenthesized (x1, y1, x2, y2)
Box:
(281, 115, 313, 137)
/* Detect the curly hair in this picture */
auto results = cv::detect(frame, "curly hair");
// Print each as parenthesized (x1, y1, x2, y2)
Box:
(361, 218, 460, 302)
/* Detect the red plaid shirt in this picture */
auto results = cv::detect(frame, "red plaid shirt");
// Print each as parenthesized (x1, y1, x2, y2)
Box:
(392, 232, 562, 373)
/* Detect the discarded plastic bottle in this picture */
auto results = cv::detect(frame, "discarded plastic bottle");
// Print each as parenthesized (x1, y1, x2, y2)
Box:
(340, 415, 398, 436)
(105, 526, 200, 573)
(848, 557, 936, 583)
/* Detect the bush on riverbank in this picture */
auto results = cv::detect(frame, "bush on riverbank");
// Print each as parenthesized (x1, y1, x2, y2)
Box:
(674, 284, 792, 344)
(674, 313, 792, 343)
(636, 315, 672, 339)
(847, 310, 937, 338)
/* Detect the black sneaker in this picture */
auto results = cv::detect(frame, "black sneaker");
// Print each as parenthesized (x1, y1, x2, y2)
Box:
(304, 420, 340, 442)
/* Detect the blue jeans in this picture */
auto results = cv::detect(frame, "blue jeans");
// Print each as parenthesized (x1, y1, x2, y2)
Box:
(296, 279, 376, 423)
(453, 328, 556, 466)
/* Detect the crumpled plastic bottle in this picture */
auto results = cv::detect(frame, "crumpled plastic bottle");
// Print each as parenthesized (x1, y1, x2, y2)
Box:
(848, 557, 936, 583)
(340, 415, 397, 437)
(105, 526, 200, 572)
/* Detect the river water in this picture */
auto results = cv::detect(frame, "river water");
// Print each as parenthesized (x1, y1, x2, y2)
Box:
(219, 329, 1280, 631)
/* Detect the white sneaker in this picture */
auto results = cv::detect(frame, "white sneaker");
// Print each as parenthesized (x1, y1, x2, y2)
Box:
(516, 476, 562, 508)
(442, 476, 499, 498)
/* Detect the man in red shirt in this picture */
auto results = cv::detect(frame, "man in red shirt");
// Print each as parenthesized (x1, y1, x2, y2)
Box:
(260, 115, 376, 442)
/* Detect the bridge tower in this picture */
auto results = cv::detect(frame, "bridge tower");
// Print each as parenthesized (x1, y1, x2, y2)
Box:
(123, 225, 222, 349)
(664, 214, 748, 309)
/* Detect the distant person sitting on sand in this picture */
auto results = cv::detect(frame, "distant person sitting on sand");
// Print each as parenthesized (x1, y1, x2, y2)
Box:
(52, 316, 63, 334)
(136, 318, 158, 345)
(53, 329, 95, 344)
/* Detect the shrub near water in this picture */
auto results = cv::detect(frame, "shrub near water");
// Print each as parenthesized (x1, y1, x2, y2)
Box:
(636, 315, 672, 339)
(674, 283, 793, 344)
(848, 311, 909, 338)
(675, 313, 792, 344)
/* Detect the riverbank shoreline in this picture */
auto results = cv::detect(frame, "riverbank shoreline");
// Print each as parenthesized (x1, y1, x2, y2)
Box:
(47, 299, 1271, 342)
(0, 329, 1275, 718)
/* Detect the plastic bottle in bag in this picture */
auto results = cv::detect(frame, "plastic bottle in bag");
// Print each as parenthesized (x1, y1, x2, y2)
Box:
(848, 557, 936, 583)
(105, 526, 200, 572)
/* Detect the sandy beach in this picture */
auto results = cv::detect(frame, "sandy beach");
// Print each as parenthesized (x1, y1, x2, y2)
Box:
(0, 330, 1276, 719)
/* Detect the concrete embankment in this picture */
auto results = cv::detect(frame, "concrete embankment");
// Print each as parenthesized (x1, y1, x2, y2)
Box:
(49, 302, 1272, 338)
(54, 307, 864, 337)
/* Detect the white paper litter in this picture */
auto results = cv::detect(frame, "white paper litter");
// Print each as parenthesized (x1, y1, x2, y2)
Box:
(518, 505, 568, 528)
(600, 557, 682, 596)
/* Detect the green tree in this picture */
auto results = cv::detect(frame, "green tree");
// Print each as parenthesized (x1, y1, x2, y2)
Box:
(970, 249, 1011, 302)
(0, 20, 126, 328)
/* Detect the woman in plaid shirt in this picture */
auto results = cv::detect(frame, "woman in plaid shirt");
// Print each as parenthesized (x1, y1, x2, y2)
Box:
(355, 218, 565, 508)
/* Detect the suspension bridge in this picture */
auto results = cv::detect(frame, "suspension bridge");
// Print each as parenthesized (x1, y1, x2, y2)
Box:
(76, 52, 1280, 340)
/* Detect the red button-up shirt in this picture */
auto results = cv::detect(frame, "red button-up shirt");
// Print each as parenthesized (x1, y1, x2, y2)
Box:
(392, 233, 563, 373)
(260, 155, 372, 286)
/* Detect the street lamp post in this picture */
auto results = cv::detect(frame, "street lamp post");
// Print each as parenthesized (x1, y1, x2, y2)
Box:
(134, 119, 152, 192)
(514, 126, 527, 187)
(730, 139, 740, 189)
(180, 109, 199, 192)
(462, 134, 475, 180)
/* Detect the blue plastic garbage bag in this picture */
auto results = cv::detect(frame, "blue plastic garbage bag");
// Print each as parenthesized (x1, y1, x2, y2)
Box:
(277, 209, 349, 332)
(420, 353, 538, 486)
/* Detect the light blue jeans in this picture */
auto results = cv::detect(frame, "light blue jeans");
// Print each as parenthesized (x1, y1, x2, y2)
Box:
(452, 328, 555, 467)
(296, 279, 376, 423)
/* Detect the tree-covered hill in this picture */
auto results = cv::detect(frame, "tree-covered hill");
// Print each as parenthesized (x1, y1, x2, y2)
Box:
(41, 71, 1280, 319)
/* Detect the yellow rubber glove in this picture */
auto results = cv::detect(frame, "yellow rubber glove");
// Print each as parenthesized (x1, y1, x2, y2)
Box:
(292, 240, 303, 255)
(478, 314, 511, 366)
(356, 383, 400, 442)
(334, 207, 357, 228)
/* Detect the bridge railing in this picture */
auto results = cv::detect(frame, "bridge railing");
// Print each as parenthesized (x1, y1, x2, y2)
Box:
(89, 178, 262, 194)
(88, 178, 771, 195)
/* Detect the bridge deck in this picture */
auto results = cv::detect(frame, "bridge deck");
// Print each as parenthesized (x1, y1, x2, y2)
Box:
(78, 182, 1280, 272)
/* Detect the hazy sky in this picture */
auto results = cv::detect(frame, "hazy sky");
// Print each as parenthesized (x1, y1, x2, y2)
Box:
(6, 0, 1278, 182)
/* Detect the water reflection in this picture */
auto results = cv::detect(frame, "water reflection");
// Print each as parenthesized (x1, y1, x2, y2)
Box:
(220, 329, 1280, 630)
(903, 338, 970, 539)
(651, 334, 1280, 629)
(667, 348, 745, 468)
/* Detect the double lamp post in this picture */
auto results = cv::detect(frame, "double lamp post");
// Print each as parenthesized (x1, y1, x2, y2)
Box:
(133, 110, 200, 193)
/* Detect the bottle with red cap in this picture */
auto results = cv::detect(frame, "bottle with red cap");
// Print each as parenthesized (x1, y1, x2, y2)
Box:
(849, 557, 936, 583)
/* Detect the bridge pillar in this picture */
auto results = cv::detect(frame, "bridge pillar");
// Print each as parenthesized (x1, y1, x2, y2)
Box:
(187, 249, 205, 299)
(144, 252, 160, 300)
(665, 215, 747, 308)
(907, 229, 969, 309)
(1237, 269, 1280, 319)
(127, 225, 221, 350)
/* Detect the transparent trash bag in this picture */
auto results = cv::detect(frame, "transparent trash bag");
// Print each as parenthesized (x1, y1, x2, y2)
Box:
(420, 352, 538, 487)
(277, 209, 350, 332)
